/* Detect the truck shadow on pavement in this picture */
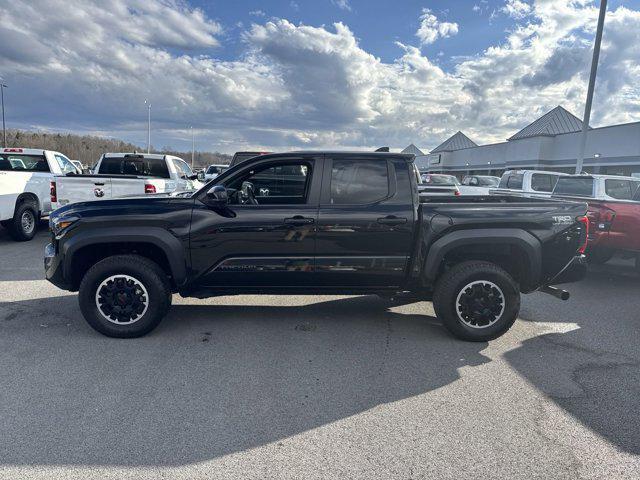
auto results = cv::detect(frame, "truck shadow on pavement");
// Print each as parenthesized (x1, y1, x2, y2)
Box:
(0, 294, 490, 467)
(505, 263, 640, 454)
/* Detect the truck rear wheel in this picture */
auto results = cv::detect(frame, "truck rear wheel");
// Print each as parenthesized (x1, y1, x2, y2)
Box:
(432, 261, 520, 342)
(7, 202, 38, 241)
(587, 247, 615, 265)
(78, 255, 172, 338)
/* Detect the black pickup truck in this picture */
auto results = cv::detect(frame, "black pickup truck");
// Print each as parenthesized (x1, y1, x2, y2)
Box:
(45, 151, 588, 341)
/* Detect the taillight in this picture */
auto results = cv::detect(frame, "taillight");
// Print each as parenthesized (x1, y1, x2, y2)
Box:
(50, 181, 57, 203)
(577, 216, 589, 254)
(454, 190, 460, 196)
(587, 206, 615, 232)
(144, 183, 156, 194)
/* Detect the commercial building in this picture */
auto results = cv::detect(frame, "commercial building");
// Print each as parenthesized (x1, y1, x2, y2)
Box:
(404, 106, 640, 178)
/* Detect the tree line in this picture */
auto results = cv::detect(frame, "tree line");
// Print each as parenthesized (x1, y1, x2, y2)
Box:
(3, 129, 231, 168)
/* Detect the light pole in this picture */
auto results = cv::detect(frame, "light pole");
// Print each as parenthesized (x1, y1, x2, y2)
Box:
(144, 99, 151, 153)
(1, 80, 7, 148)
(575, 0, 607, 174)
(190, 126, 195, 170)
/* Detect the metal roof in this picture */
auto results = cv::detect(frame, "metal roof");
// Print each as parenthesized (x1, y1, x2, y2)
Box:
(430, 131, 478, 153)
(508, 106, 587, 141)
(401, 144, 425, 156)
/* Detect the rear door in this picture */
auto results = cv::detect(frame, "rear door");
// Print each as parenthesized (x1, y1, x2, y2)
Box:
(315, 156, 415, 288)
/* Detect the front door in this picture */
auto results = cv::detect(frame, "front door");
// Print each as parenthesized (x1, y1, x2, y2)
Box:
(190, 156, 322, 289)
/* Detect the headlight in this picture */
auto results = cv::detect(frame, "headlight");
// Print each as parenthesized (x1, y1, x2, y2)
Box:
(51, 216, 78, 236)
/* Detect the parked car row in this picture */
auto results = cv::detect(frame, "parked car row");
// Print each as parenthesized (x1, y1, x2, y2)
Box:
(0, 147, 206, 241)
(495, 169, 640, 266)
(418, 173, 500, 196)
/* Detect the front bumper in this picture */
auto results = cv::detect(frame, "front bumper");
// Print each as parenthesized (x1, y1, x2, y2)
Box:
(44, 242, 72, 290)
(548, 255, 588, 286)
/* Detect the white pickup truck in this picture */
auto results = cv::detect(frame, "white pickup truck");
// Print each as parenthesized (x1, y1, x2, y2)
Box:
(1, 147, 78, 241)
(491, 170, 568, 197)
(52, 153, 203, 209)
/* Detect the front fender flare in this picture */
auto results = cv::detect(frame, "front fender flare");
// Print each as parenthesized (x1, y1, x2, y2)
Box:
(61, 227, 188, 286)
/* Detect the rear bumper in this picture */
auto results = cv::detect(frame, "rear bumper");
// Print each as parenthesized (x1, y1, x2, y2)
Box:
(548, 255, 587, 286)
(44, 242, 72, 290)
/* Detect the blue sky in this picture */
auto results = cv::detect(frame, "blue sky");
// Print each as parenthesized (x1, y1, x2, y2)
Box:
(0, 0, 639, 154)
(194, 0, 514, 67)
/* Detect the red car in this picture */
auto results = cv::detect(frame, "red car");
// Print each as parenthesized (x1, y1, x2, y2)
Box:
(553, 174, 640, 265)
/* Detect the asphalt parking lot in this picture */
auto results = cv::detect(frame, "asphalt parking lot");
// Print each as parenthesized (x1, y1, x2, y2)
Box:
(1, 224, 639, 480)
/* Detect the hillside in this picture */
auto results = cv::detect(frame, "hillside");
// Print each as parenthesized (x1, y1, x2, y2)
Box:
(3, 130, 231, 168)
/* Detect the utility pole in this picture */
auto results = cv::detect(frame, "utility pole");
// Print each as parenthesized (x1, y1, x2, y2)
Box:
(0, 80, 7, 148)
(190, 126, 195, 169)
(144, 99, 151, 153)
(575, 0, 607, 174)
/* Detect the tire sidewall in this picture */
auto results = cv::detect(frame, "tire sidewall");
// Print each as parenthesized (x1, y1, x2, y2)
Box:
(435, 263, 520, 341)
(10, 203, 37, 241)
(79, 258, 168, 338)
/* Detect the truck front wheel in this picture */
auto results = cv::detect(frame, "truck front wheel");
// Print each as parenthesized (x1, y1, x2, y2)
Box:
(78, 255, 172, 338)
(432, 261, 520, 342)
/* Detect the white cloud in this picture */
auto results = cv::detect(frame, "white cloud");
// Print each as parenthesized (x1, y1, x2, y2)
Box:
(0, 0, 639, 152)
(249, 10, 266, 18)
(416, 9, 459, 45)
(502, 0, 532, 19)
(331, 0, 352, 11)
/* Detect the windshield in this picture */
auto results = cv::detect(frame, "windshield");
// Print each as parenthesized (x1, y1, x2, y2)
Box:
(423, 174, 460, 186)
(553, 177, 595, 197)
(478, 177, 500, 187)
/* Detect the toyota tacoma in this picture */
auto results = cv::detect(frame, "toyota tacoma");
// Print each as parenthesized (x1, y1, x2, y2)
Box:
(45, 152, 588, 341)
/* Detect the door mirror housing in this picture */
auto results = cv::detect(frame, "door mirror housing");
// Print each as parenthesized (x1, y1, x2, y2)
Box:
(197, 171, 205, 181)
(204, 185, 228, 207)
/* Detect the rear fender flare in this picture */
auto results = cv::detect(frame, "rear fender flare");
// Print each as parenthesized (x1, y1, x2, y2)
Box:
(423, 228, 541, 288)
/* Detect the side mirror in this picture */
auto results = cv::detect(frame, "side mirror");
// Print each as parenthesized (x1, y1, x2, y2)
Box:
(188, 173, 199, 181)
(197, 171, 205, 181)
(205, 185, 228, 207)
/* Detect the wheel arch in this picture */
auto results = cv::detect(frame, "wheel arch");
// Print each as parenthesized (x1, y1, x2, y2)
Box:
(15, 192, 40, 214)
(423, 228, 542, 292)
(62, 227, 188, 291)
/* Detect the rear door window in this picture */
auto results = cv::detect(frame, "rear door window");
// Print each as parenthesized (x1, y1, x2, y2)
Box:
(0, 154, 50, 172)
(330, 159, 389, 205)
(531, 173, 558, 192)
(605, 179, 632, 200)
(553, 177, 595, 197)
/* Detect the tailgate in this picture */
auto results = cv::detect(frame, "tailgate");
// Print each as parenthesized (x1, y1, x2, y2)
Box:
(110, 177, 147, 198)
(55, 176, 112, 207)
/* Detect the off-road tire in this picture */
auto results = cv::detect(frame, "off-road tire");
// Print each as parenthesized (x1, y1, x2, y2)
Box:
(7, 202, 38, 241)
(587, 247, 615, 265)
(432, 261, 520, 342)
(78, 255, 172, 338)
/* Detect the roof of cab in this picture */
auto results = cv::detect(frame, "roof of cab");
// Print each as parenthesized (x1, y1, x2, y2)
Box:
(1, 147, 53, 155)
(267, 151, 415, 161)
